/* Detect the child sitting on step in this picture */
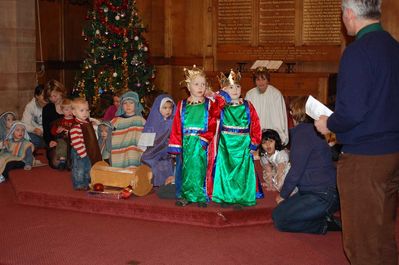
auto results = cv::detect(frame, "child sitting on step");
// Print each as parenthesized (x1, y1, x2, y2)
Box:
(0, 121, 33, 183)
(50, 99, 74, 170)
(0, 112, 17, 146)
(259, 129, 291, 192)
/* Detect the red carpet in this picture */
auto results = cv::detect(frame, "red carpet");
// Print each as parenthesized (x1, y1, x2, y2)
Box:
(0, 179, 350, 265)
(10, 163, 276, 228)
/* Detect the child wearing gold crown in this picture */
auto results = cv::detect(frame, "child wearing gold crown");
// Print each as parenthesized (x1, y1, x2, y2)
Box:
(211, 70, 264, 207)
(168, 66, 217, 207)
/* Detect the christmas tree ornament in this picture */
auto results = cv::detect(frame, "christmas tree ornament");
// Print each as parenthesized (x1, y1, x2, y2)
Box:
(74, 0, 155, 117)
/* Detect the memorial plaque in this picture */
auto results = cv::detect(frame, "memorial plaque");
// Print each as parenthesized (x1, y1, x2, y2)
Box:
(259, 0, 296, 43)
(217, 0, 253, 44)
(302, 0, 341, 44)
(216, 0, 342, 62)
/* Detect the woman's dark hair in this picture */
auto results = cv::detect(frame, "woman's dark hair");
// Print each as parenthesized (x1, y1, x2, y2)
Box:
(259, 129, 283, 156)
(252, 68, 270, 83)
(34, 84, 45, 97)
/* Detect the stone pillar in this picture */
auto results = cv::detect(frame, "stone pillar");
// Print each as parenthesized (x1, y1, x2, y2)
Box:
(0, 0, 36, 117)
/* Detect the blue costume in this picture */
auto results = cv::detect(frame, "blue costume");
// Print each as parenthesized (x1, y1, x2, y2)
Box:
(141, 95, 176, 186)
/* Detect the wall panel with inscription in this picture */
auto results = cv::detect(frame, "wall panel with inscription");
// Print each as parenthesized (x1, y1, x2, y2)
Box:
(216, 0, 343, 66)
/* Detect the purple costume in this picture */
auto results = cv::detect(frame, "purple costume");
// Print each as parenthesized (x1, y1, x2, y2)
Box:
(141, 95, 175, 186)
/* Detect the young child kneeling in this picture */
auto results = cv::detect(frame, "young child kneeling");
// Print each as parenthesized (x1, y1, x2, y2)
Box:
(259, 129, 292, 192)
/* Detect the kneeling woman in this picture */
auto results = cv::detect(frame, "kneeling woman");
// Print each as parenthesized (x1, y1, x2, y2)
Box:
(272, 96, 340, 234)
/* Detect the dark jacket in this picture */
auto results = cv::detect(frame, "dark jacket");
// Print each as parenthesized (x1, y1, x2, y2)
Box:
(280, 123, 336, 199)
(327, 24, 399, 155)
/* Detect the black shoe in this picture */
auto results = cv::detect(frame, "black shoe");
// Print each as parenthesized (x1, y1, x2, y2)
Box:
(175, 199, 191, 207)
(232, 204, 243, 210)
(326, 216, 342, 232)
(220, 203, 231, 208)
(197, 202, 208, 208)
(58, 161, 66, 171)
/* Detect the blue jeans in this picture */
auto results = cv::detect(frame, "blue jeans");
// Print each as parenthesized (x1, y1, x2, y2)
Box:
(272, 186, 339, 234)
(71, 148, 91, 189)
(28, 132, 46, 149)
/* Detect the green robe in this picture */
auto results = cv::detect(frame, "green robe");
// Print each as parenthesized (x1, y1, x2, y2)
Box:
(212, 103, 258, 206)
(180, 103, 208, 203)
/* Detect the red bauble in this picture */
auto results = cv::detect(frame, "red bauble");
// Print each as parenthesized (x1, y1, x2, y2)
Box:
(93, 183, 104, 192)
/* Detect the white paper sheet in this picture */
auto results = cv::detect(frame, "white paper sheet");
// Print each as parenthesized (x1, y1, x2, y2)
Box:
(305, 95, 333, 120)
(138, 132, 156, 147)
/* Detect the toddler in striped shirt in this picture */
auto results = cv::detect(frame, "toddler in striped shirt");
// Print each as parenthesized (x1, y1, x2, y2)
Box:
(70, 98, 101, 190)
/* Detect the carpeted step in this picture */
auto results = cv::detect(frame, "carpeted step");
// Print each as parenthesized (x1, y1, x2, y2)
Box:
(9, 165, 277, 228)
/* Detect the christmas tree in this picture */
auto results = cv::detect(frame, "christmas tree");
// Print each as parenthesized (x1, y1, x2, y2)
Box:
(74, 0, 155, 115)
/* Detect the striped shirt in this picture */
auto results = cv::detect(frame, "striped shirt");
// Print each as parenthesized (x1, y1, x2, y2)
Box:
(70, 119, 88, 158)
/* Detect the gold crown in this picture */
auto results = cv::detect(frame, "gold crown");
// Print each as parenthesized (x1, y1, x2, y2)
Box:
(218, 69, 241, 88)
(182, 65, 205, 85)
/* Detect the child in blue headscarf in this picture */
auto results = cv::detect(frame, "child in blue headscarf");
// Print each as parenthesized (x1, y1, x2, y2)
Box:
(0, 121, 33, 183)
(110, 91, 146, 168)
(0, 112, 17, 145)
(97, 120, 113, 164)
(141, 94, 176, 186)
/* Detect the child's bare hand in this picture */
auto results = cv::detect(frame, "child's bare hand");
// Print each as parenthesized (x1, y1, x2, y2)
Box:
(56, 127, 65, 134)
(49, 141, 57, 148)
(204, 89, 215, 98)
(164, 176, 175, 185)
(33, 128, 43, 136)
(275, 194, 284, 204)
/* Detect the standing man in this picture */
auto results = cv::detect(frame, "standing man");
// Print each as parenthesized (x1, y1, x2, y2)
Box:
(245, 67, 289, 145)
(315, 1, 399, 264)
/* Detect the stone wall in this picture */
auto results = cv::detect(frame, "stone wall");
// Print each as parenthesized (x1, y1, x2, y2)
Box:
(0, 0, 36, 117)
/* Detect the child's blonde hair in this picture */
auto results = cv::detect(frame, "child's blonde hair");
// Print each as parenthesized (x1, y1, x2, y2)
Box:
(71, 97, 88, 110)
(60, 98, 72, 110)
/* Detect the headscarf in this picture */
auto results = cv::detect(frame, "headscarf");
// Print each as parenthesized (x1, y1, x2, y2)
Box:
(143, 95, 175, 134)
(0, 112, 17, 141)
(6, 121, 31, 142)
(115, 91, 144, 117)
